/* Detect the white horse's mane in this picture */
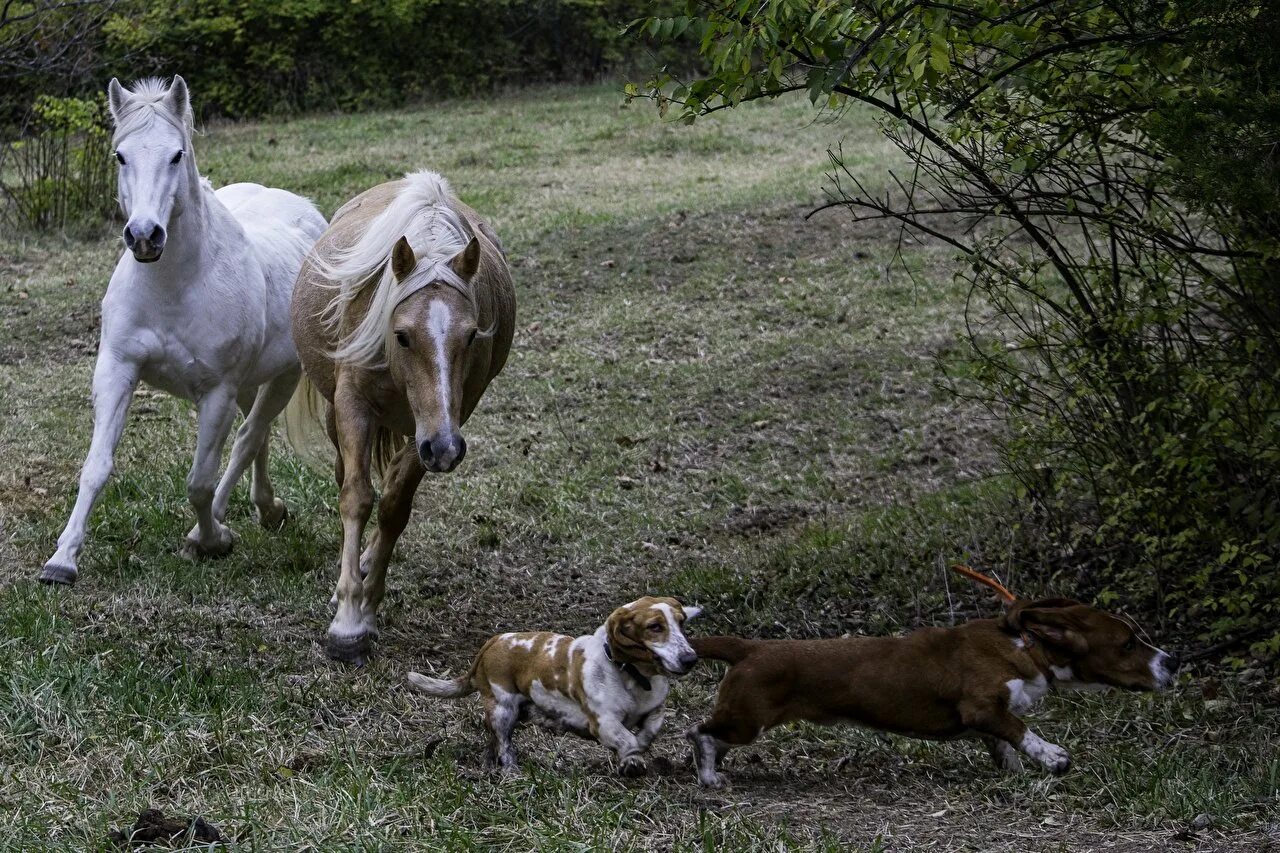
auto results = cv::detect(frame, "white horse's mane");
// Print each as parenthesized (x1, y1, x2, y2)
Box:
(111, 77, 193, 144)
(317, 170, 484, 368)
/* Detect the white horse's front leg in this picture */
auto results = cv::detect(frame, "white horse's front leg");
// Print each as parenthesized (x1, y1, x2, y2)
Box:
(182, 386, 239, 559)
(209, 366, 300, 528)
(41, 357, 140, 584)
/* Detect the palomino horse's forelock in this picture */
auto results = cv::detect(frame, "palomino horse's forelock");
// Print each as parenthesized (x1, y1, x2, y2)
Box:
(313, 171, 495, 369)
(110, 77, 194, 145)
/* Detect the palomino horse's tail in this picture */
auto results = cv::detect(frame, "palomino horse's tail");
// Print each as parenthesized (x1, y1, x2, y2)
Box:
(283, 374, 405, 481)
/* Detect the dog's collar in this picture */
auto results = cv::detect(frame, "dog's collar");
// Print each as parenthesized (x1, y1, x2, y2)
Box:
(603, 641, 653, 692)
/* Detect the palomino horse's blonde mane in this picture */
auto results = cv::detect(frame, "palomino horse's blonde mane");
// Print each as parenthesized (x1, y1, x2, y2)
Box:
(110, 77, 194, 145)
(315, 170, 489, 368)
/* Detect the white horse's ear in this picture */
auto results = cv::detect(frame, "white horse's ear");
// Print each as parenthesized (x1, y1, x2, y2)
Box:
(107, 78, 127, 122)
(451, 237, 480, 279)
(391, 236, 417, 280)
(166, 75, 191, 120)
(682, 605, 704, 620)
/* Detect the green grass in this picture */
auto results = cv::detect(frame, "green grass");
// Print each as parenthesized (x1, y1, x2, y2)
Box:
(0, 83, 1275, 850)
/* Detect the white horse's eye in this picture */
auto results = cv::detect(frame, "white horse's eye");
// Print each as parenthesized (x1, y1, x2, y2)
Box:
(170, 150, 184, 165)
(394, 331, 410, 348)
(466, 328, 477, 346)
(115, 151, 126, 165)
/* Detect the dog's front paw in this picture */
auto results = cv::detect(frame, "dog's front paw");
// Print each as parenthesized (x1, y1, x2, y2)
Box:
(618, 755, 647, 778)
(1022, 732, 1071, 775)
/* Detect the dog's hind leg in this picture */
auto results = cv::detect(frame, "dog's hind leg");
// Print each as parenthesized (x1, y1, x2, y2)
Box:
(484, 689, 523, 775)
(686, 695, 764, 788)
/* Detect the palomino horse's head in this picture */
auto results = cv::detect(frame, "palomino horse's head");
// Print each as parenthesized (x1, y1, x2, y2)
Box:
(386, 232, 488, 473)
(106, 76, 196, 263)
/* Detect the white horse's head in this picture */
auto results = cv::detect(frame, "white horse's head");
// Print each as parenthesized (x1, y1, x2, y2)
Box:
(106, 76, 196, 263)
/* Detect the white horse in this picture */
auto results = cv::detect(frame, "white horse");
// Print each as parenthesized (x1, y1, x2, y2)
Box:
(40, 76, 327, 584)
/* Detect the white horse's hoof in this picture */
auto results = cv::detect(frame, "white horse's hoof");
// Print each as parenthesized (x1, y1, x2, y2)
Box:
(39, 559, 78, 585)
(181, 524, 237, 560)
(255, 498, 288, 530)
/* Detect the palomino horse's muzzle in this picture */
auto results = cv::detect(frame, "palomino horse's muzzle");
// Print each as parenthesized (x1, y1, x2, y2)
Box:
(420, 431, 466, 473)
(124, 219, 166, 262)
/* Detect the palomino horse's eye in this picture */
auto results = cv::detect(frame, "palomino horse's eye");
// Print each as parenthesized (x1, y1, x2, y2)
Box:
(170, 150, 184, 165)
(394, 331, 410, 348)
(115, 151, 126, 165)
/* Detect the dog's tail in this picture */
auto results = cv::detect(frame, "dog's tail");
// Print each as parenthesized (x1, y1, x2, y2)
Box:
(692, 636, 756, 665)
(406, 670, 476, 699)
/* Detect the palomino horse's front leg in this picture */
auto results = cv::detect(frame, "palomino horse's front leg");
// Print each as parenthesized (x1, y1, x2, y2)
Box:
(356, 442, 426, 634)
(41, 356, 140, 584)
(327, 385, 376, 664)
(182, 386, 239, 559)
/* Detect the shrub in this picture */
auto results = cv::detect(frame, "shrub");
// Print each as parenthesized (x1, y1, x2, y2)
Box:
(632, 1, 1280, 658)
(0, 95, 116, 230)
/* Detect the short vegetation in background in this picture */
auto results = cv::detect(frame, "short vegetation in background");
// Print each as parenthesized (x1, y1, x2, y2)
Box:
(0, 95, 116, 230)
(633, 1, 1280, 661)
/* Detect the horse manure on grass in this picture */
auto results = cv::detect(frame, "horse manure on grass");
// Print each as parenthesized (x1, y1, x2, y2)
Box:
(107, 808, 225, 848)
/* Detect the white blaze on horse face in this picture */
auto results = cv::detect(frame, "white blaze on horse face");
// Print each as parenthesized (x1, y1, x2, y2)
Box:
(115, 116, 190, 257)
(427, 299, 454, 432)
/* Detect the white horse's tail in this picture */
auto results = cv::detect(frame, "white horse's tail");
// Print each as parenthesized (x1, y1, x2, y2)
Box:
(283, 374, 405, 480)
(283, 374, 333, 473)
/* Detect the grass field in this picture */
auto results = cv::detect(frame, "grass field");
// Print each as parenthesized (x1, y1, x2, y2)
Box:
(0, 84, 1276, 851)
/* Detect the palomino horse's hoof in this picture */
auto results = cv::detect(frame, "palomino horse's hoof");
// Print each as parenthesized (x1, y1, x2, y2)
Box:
(326, 633, 372, 666)
(256, 498, 288, 530)
(38, 561, 77, 585)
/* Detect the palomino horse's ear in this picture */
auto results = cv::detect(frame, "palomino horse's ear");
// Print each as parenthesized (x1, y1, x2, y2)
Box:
(391, 236, 417, 281)
(451, 237, 480, 279)
(107, 78, 127, 122)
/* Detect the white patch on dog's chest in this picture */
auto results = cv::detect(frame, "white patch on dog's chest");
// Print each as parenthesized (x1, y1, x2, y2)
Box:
(1005, 674, 1049, 714)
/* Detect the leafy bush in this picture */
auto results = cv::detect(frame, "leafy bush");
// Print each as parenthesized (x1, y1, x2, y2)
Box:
(632, 1, 1280, 658)
(100, 0, 681, 118)
(0, 95, 116, 230)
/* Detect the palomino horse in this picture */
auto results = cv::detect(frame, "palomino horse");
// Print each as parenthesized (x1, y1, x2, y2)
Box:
(40, 76, 327, 584)
(288, 170, 515, 664)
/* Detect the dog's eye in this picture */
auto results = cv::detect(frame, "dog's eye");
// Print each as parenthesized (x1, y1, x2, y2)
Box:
(647, 622, 663, 633)
(395, 331, 410, 348)
(115, 151, 126, 165)
(170, 150, 184, 165)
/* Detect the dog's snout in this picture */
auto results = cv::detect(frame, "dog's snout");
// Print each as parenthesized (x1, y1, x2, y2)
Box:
(124, 219, 166, 261)
(678, 651, 699, 671)
(419, 431, 466, 472)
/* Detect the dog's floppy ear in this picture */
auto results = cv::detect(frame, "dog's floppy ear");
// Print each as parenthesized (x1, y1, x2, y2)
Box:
(605, 606, 648, 661)
(1006, 598, 1088, 655)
